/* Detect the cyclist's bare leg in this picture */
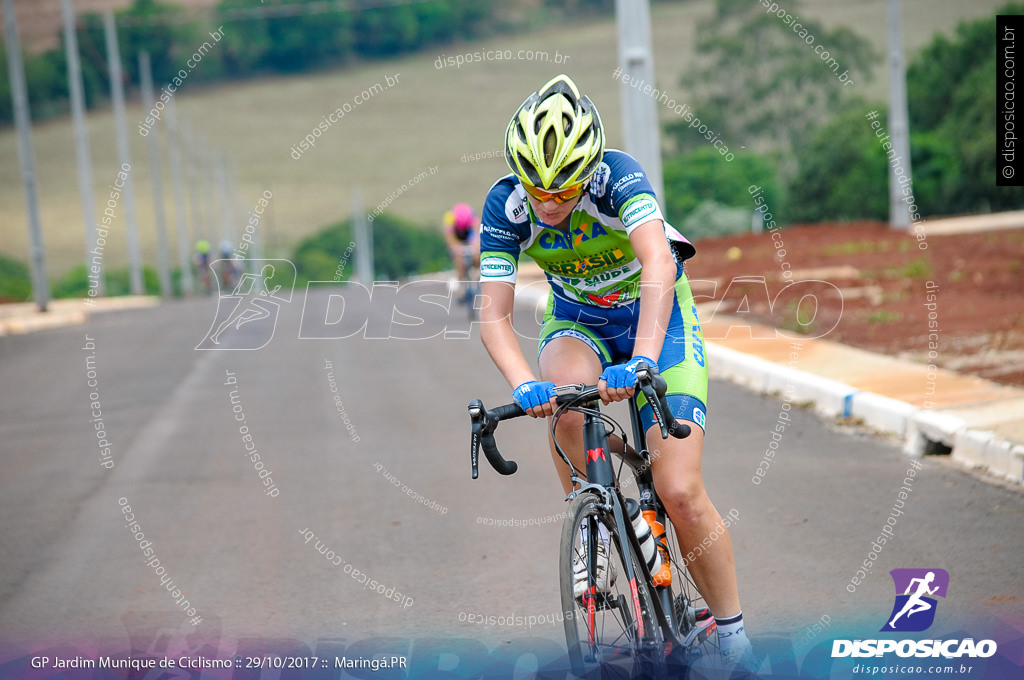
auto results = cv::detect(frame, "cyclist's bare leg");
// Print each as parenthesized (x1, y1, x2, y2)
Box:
(453, 247, 468, 282)
(647, 424, 743, 619)
(538, 336, 603, 496)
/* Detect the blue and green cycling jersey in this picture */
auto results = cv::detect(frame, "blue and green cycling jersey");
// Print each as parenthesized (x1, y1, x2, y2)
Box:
(479, 149, 694, 307)
(480, 149, 708, 430)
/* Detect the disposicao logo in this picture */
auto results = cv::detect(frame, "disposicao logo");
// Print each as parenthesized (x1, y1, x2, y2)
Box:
(831, 568, 997, 660)
(882, 568, 948, 632)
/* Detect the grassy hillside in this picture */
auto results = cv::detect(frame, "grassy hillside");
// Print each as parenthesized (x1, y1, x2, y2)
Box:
(0, 0, 1006, 275)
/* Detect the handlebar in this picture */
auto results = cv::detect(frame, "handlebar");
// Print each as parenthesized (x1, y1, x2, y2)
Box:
(634, 362, 692, 442)
(468, 362, 690, 478)
(468, 400, 524, 478)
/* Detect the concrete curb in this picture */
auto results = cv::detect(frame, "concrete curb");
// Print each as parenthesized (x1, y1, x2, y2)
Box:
(0, 296, 160, 337)
(511, 286, 1021, 486)
(0, 310, 87, 336)
(707, 343, 1023, 486)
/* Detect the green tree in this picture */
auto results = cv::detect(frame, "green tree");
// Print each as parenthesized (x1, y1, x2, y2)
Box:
(787, 105, 887, 222)
(0, 253, 32, 302)
(904, 2, 1024, 213)
(672, 0, 876, 165)
(52, 265, 159, 298)
(23, 49, 68, 119)
(906, 14, 1001, 134)
(663, 147, 782, 225)
(1, 0, 508, 126)
(249, 0, 352, 72)
(353, 4, 419, 56)
(117, 0, 207, 86)
(293, 214, 448, 283)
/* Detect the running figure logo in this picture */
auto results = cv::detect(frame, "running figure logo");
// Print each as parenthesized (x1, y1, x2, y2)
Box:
(881, 568, 950, 632)
(196, 259, 295, 350)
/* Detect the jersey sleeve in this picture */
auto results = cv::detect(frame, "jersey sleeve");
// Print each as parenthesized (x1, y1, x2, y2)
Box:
(597, 149, 695, 261)
(479, 177, 530, 284)
(602, 150, 666, 233)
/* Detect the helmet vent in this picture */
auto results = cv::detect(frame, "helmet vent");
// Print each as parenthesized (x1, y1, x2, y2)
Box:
(544, 129, 558, 165)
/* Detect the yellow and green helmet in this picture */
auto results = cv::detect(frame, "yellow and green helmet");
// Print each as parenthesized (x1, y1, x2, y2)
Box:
(505, 74, 605, 191)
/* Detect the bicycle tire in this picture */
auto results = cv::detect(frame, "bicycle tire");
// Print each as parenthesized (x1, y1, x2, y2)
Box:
(559, 492, 665, 679)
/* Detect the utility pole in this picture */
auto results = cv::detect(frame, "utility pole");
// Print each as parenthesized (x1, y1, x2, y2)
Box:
(164, 97, 194, 295)
(62, 0, 105, 296)
(614, 0, 664, 204)
(887, 0, 913, 230)
(3, 0, 49, 311)
(354, 187, 373, 284)
(104, 8, 144, 294)
(181, 117, 205, 247)
(138, 52, 172, 297)
(216, 152, 233, 248)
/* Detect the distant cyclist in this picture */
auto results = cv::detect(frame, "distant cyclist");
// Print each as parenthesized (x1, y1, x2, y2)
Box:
(444, 203, 479, 294)
(218, 239, 237, 289)
(477, 74, 755, 668)
(194, 239, 211, 295)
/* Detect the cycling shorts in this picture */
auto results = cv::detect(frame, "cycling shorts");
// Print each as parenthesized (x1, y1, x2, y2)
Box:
(538, 271, 709, 433)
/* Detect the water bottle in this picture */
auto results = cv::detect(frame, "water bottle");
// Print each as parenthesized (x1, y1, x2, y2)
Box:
(625, 498, 661, 574)
(643, 509, 673, 587)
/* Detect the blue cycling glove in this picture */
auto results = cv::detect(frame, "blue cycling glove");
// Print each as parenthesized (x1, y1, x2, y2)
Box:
(513, 380, 557, 411)
(600, 356, 658, 390)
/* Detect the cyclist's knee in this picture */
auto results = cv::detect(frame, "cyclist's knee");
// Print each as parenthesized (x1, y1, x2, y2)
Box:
(551, 408, 585, 435)
(539, 342, 602, 384)
(658, 481, 711, 528)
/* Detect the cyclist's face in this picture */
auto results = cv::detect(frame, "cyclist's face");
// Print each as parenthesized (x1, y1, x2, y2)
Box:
(525, 192, 581, 227)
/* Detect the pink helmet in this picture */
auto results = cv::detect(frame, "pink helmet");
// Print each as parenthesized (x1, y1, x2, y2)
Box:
(451, 203, 476, 232)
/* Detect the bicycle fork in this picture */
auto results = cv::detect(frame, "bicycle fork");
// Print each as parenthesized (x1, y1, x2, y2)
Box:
(580, 410, 651, 641)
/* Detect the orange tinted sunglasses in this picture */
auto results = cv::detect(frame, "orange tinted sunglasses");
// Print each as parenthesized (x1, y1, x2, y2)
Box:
(522, 181, 587, 204)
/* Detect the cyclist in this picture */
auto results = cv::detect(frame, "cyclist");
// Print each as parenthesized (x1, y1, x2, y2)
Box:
(218, 239, 237, 289)
(444, 203, 480, 297)
(194, 239, 211, 295)
(477, 75, 754, 667)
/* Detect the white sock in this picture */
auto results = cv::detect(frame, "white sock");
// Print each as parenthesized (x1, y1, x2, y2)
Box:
(715, 611, 750, 652)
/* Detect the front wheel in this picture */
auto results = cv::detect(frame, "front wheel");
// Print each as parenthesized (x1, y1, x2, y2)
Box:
(559, 493, 665, 679)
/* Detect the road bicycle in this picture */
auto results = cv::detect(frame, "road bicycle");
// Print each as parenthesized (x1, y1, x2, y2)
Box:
(469, 363, 720, 678)
(459, 247, 479, 321)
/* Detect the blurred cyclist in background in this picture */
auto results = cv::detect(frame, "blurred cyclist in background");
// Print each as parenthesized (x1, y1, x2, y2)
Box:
(218, 239, 238, 289)
(194, 239, 211, 295)
(444, 202, 480, 299)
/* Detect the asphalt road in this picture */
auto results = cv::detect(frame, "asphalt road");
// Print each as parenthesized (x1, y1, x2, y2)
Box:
(1, 283, 1021, 668)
